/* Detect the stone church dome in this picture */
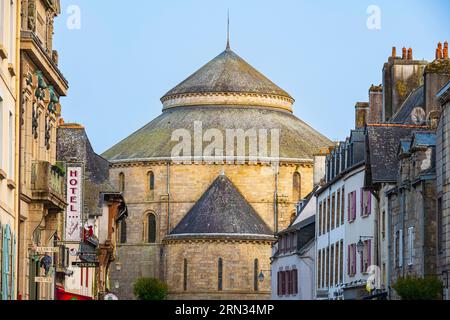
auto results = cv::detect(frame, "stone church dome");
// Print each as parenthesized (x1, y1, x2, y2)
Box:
(102, 47, 331, 162)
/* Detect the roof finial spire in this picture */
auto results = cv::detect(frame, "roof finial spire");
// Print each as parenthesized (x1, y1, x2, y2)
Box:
(226, 10, 230, 50)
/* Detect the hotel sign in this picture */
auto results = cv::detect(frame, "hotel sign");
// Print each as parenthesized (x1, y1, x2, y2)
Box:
(35, 277, 53, 284)
(65, 166, 83, 242)
(36, 247, 59, 254)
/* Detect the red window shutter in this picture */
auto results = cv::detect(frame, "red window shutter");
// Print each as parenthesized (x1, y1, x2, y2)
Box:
(293, 270, 298, 294)
(360, 189, 364, 216)
(368, 240, 372, 267)
(352, 192, 357, 221)
(277, 272, 281, 296)
(360, 246, 364, 273)
(288, 271, 292, 295)
(281, 271, 286, 295)
(81, 267, 84, 286)
(347, 245, 351, 275)
(368, 192, 372, 215)
(352, 245, 357, 274)
(348, 194, 351, 221)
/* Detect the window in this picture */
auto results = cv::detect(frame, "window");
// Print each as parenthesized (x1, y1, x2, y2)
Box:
(119, 220, 127, 244)
(317, 250, 322, 289)
(339, 240, 343, 283)
(292, 269, 298, 295)
(118, 173, 125, 193)
(326, 196, 330, 232)
(438, 198, 443, 253)
(287, 268, 292, 295)
(334, 242, 339, 286)
(326, 247, 329, 287)
(336, 190, 341, 228)
(348, 244, 357, 276)
(254, 259, 259, 292)
(341, 187, 345, 225)
(331, 193, 336, 230)
(322, 200, 327, 235)
(407, 227, 414, 266)
(361, 189, 371, 217)
(293, 172, 301, 201)
(147, 213, 156, 243)
(395, 229, 403, 268)
(330, 245, 334, 286)
(382, 211, 386, 240)
(0, 0, 5, 46)
(183, 259, 188, 291)
(361, 240, 371, 273)
(318, 201, 322, 236)
(9, 0, 15, 63)
(348, 191, 357, 222)
(218, 258, 223, 291)
(148, 171, 155, 191)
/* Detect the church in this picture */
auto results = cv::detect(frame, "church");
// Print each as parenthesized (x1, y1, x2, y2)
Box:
(102, 38, 331, 299)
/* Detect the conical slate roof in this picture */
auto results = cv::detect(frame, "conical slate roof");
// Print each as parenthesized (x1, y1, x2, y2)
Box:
(162, 48, 293, 100)
(169, 174, 273, 238)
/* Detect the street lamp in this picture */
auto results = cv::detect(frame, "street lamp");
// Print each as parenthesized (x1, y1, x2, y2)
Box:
(357, 236, 374, 255)
(258, 270, 271, 283)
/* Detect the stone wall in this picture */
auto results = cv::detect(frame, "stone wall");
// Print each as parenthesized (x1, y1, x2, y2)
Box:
(165, 240, 272, 300)
(108, 161, 313, 299)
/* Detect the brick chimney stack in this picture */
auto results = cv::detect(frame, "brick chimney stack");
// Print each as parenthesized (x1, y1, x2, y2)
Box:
(392, 46, 397, 58)
(407, 48, 413, 60)
(444, 41, 449, 60)
(402, 47, 407, 60)
(437, 42, 443, 60)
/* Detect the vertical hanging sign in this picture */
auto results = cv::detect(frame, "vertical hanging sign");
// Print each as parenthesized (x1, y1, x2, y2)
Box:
(65, 166, 83, 242)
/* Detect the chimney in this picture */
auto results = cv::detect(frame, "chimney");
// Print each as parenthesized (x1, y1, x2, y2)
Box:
(313, 154, 327, 187)
(407, 48, 413, 60)
(444, 41, 449, 59)
(437, 42, 443, 60)
(355, 102, 369, 129)
(368, 85, 383, 124)
(392, 46, 397, 58)
(402, 47, 407, 60)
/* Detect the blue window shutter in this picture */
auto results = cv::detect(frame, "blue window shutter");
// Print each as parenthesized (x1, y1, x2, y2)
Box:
(11, 234, 16, 300)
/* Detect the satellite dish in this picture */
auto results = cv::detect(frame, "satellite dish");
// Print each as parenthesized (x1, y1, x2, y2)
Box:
(411, 107, 426, 124)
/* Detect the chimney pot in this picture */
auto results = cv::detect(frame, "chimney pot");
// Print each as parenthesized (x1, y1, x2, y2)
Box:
(408, 48, 413, 60)
(437, 42, 443, 60)
(402, 47, 407, 60)
(445, 41, 449, 59)
(392, 46, 397, 58)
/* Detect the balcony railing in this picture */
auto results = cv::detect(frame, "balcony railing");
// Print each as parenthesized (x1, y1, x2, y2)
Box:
(31, 161, 66, 209)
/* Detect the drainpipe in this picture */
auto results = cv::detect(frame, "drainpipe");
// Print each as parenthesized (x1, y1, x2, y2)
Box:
(15, 0, 22, 299)
(420, 180, 426, 277)
(386, 190, 392, 299)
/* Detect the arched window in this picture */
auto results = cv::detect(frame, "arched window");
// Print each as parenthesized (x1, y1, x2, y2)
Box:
(183, 259, 188, 291)
(119, 220, 127, 244)
(218, 258, 223, 291)
(119, 173, 125, 193)
(254, 259, 259, 292)
(293, 172, 301, 201)
(148, 171, 155, 191)
(147, 213, 156, 243)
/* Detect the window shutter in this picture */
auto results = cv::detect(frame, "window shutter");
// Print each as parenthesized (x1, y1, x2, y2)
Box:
(293, 270, 298, 294)
(360, 245, 364, 273)
(277, 272, 281, 296)
(348, 194, 351, 221)
(288, 270, 292, 295)
(352, 192, 357, 221)
(368, 192, 372, 215)
(360, 189, 364, 216)
(352, 245, 357, 275)
(281, 271, 286, 295)
(347, 245, 351, 275)
(368, 240, 372, 267)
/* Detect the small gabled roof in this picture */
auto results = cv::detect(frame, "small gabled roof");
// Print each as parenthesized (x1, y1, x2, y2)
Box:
(169, 174, 273, 239)
(411, 132, 436, 149)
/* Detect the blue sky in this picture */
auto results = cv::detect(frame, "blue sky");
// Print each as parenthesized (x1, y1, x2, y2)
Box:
(54, 0, 450, 153)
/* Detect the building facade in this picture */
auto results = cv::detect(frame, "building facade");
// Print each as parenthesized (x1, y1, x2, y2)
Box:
(103, 43, 332, 300)
(0, 0, 20, 301)
(56, 123, 127, 300)
(17, 0, 68, 300)
(271, 189, 316, 300)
